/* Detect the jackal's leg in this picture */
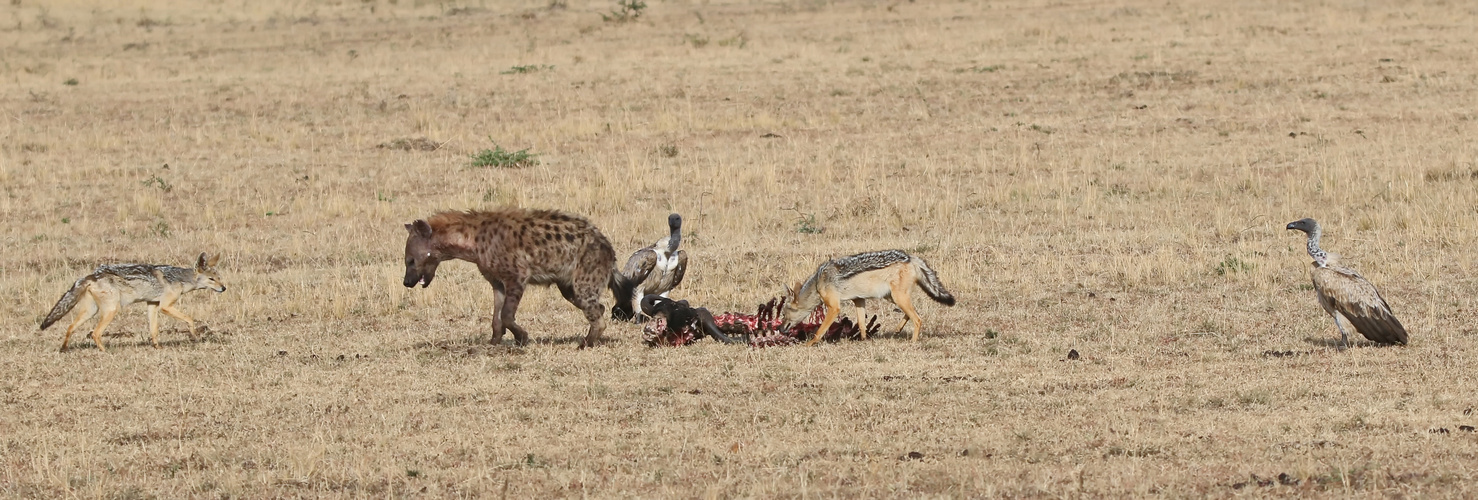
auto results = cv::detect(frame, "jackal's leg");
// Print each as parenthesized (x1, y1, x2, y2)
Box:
(892, 314, 910, 336)
(89, 301, 121, 352)
(851, 299, 868, 339)
(148, 303, 162, 349)
(804, 307, 840, 347)
(804, 293, 842, 347)
(499, 283, 530, 346)
(60, 293, 99, 352)
(159, 305, 198, 340)
(158, 294, 197, 338)
(891, 286, 925, 341)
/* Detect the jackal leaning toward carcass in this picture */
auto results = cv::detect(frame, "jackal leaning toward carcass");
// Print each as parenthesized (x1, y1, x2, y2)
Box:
(781, 249, 955, 346)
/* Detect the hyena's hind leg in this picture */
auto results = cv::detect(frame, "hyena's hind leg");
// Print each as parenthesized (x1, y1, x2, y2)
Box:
(488, 282, 507, 344)
(561, 279, 607, 349)
(60, 292, 100, 352)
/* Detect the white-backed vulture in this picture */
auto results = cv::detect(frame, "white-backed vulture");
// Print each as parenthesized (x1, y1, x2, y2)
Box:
(1286, 218, 1408, 347)
(612, 213, 688, 321)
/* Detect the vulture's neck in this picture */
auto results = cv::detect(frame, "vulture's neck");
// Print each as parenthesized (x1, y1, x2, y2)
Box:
(1305, 228, 1329, 267)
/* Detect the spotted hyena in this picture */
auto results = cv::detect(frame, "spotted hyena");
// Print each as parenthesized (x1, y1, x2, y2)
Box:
(402, 208, 633, 348)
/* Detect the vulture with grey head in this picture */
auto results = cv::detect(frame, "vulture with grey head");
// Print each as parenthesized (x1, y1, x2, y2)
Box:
(612, 213, 688, 321)
(1286, 218, 1408, 348)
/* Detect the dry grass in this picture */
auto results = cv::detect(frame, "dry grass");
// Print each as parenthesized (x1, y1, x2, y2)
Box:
(3, 0, 1478, 496)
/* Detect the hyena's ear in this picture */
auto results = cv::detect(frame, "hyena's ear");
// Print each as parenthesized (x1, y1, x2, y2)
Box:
(406, 220, 433, 238)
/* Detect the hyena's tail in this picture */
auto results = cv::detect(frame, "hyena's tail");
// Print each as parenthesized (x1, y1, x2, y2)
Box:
(39, 276, 91, 330)
(910, 256, 956, 306)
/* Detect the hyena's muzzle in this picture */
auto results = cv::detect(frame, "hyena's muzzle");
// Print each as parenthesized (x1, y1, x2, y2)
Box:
(403, 261, 438, 288)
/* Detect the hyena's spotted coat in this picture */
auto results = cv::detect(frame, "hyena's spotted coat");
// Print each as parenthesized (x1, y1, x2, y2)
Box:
(403, 208, 632, 348)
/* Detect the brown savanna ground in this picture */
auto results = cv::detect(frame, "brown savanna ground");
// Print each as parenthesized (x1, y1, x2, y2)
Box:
(3, 0, 1478, 497)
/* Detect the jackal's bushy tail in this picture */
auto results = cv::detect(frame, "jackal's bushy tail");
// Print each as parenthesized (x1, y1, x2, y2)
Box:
(39, 276, 90, 330)
(910, 257, 956, 306)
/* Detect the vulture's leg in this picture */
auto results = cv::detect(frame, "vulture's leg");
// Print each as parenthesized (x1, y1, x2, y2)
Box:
(631, 290, 649, 323)
(1331, 313, 1350, 351)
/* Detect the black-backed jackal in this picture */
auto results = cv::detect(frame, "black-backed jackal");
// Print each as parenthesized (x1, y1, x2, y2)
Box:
(782, 250, 955, 345)
(39, 253, 226, 352)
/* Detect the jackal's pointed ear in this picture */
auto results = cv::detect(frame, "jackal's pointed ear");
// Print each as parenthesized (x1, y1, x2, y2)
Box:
(206, 253, 220, 268)
(196, 253, 209, 270)
(407, 220, 433, 238)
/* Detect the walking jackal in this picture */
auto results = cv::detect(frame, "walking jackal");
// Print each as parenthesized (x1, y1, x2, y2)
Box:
(39, 253, 227, 352)
(403, 208, 633, 348)
(781, 250, 955, 345)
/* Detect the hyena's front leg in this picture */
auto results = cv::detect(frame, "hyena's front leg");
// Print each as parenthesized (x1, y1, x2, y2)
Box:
(499, 282, 531, 346)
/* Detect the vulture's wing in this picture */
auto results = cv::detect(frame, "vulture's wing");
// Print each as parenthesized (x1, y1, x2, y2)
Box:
(669, 250, 688, 290)
(1313, 265, 1408, 345)
(622, 247, 658, 285)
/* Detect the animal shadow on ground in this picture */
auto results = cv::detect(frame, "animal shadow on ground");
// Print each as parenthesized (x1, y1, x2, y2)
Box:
(72, 327, 225, 351)
(525, 334, 622, 347)
(411, 330, 637, 358)
(411, 336, 533, 358)
(1301, 336, 1392, 349)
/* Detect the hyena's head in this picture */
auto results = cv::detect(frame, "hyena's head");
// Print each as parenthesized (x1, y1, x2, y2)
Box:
(194, 253, 226, 293)
(403, 219, 442, 288)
